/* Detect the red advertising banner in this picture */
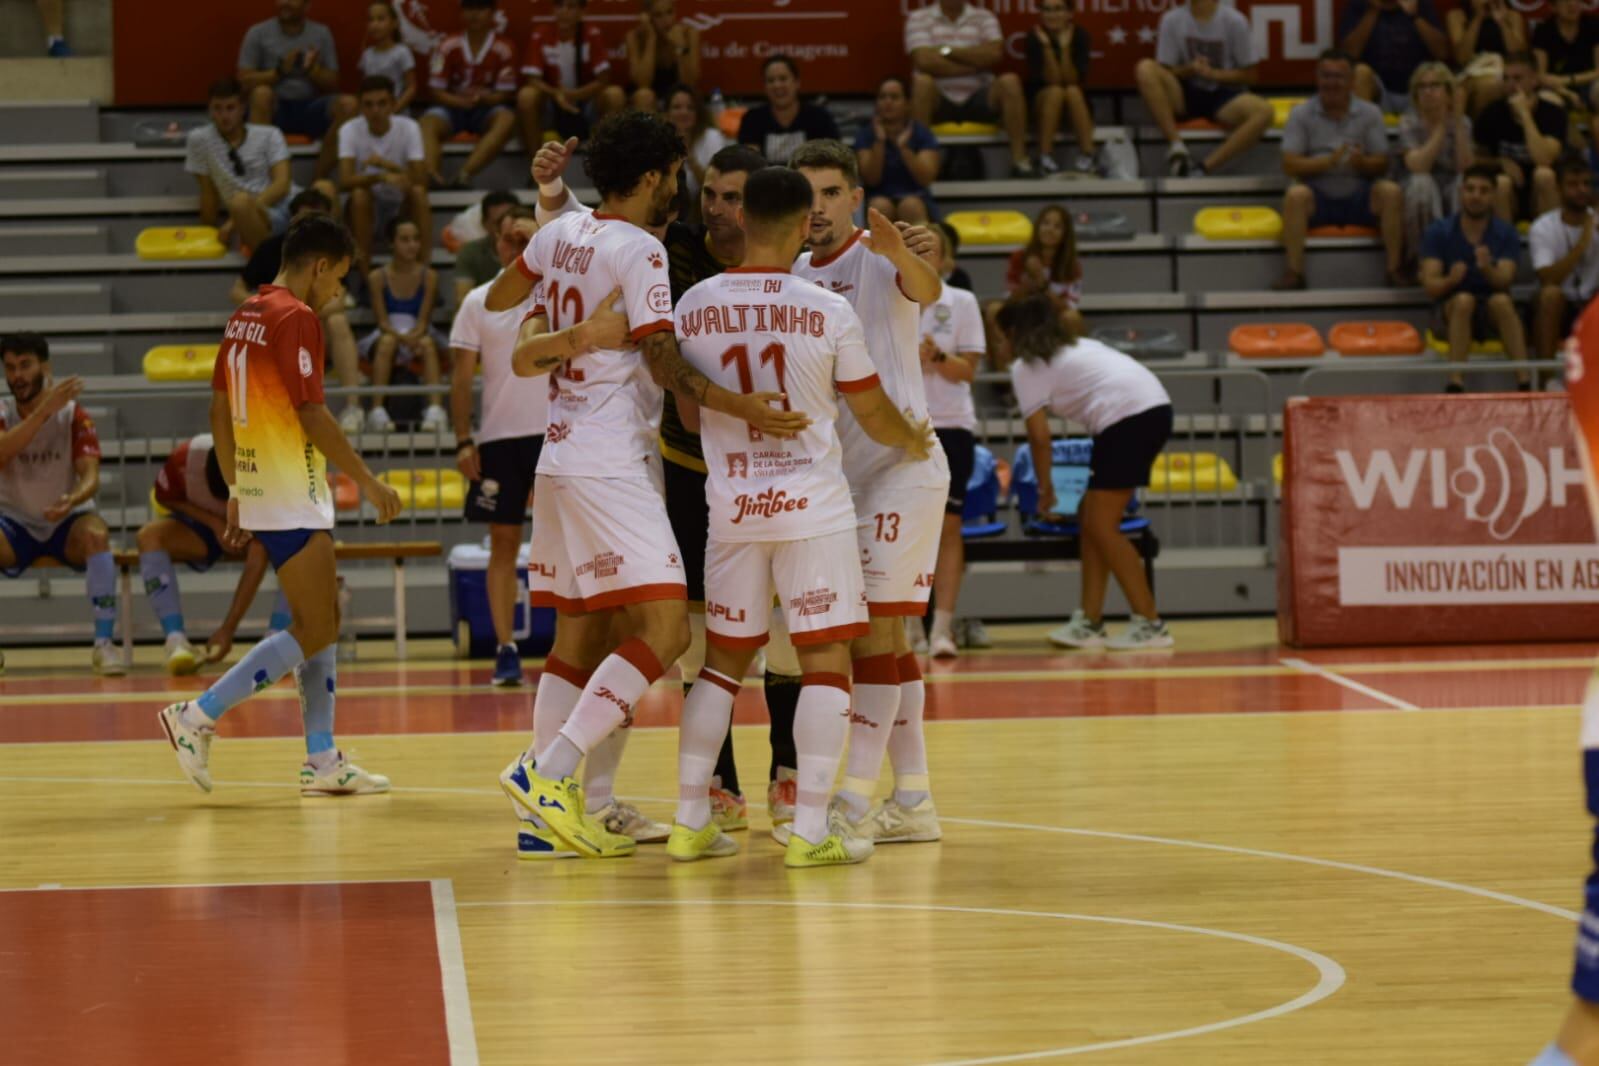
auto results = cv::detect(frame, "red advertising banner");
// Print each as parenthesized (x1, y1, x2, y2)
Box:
(1278, 394, 1599, 647)
(113, 0, 1356, 107)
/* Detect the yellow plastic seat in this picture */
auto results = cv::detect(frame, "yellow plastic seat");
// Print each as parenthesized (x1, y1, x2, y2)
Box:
(150, 487, 171, 517)
(1424, 329, 1505, 355)
(380, 469, 465, 511)
(136, 226, 226, 260)
(1272, 453, 1284, 486)
(143, 344, 219, 382)
(944, 210, 1032, 246)
(1193, 206, 1283, 241)
(1269, 97, 1306, 129)
(1149, 452, 1240, 494)
(930, 121, 1000, 137)
(1229, 323, 1323, 358)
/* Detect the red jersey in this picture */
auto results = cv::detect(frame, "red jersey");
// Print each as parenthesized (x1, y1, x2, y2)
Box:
(154, 434, 226, 518)
(521, 23, 611, 87)
(428, 30, 520, 95)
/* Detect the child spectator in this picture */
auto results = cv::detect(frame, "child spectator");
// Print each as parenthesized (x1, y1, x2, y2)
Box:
(625, 0, 702, 111)
(420, 0, 519, 189)
(985, 204, 1084, 368)
(362, 218, 447, 432)
(359, 1, 418, 112)
(1025, 0, 1101, 176)
(855, 75, 942, 224)
(516, 0, 626, 150)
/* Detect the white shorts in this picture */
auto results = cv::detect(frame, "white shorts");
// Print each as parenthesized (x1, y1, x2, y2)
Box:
(854, 474, 945, 617)
(528, 473, 686, 612)
(703, 528, 868, 651)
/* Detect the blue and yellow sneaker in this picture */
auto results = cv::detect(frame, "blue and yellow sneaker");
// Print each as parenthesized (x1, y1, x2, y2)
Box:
(517, 820, 577, 860)
(499, 756, 634, 858)
(666, 820, 740, 862)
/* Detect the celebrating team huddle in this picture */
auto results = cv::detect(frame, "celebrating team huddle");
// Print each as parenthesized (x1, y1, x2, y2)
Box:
(157, 107, 951, 869)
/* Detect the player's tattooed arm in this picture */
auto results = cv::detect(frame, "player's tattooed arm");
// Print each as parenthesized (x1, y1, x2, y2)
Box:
(511, 287, 632, 376)
(641, 332, 812, 439)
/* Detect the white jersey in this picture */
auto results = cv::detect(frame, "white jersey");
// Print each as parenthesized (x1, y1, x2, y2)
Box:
(676, 269, 878, 543)
(793, 229, 947, 489)
(450, 281, 549, 443)
(1010, 337, 1172, 436)
(920, 282, 984, 432)
(515, 210, 675, 478)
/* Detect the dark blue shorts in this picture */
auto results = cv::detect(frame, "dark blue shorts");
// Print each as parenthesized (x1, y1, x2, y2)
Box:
(273, 95, 335, 138)
(1310, 186, 1377, 229)
(255, 528, 326, 571)
(1182, 81, 1242, 121)
(171, 512, 226, 572)
(1575, 750, 1599, 1001)
(0, 512, 92, 578)
(421, 104, 509, 136)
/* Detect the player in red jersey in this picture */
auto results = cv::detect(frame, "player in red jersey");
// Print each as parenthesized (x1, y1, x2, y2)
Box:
(157, 214, 403, 796)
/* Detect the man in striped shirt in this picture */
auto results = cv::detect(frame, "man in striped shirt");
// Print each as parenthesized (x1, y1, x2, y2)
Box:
(906, 0, 1035, 177)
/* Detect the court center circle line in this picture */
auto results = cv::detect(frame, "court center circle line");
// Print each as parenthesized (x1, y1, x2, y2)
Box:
(456, 896, 1346, 1064)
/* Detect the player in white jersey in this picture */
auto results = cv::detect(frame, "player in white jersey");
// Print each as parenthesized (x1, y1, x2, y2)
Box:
(483, 110, 808, 860)
(669, 167, 933, 865)
(789, 139, 949, 845)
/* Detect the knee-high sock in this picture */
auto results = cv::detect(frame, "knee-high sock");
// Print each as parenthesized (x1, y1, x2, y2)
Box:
(295, 646, 338, 767)
(763, 671, 800, 780)
(537, 638, 664, 782)
(87, 550, 117, 642)
(676, 667, 740, 829)
(268, 589, 292, 635)
(140, 550, 185, 637)
(187, 630, 305, 725)
(583, 726, 629, 813)
(837, 653, 900, 819)
(792, 672, 851, 844)
(889, 652, 930, 806)
(527, 656, 591, 762)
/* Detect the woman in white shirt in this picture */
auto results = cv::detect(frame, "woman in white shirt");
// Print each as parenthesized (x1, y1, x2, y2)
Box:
(999, 293, 1175, 651)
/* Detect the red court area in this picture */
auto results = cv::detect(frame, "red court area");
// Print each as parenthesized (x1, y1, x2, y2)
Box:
(0, 881, 452, 1066)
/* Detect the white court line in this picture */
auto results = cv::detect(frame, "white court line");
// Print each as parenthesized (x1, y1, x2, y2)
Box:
(430, 879, 480, 1066)
(1280, 657, 1420, 711)
(455, 897, 1345, 1064)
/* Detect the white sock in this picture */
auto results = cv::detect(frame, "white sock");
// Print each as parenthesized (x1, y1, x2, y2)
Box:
(537, 639, 662, 781)
(792, 672, 851, 843)
(528, 656, 589, 762)
(583, 727, 629, 812)
(306, 748, 340, 773)
(675, 668, 739, 829)
(837, 653, 900, 819)
(889, 653, 930, 808)
(931, 609, 955, 639)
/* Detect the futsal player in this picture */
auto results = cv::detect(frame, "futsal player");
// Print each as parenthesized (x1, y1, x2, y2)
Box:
(671, 165, 933, 865)
(484, 110, 807, 860)
(789, 139, 948, 844)
(157, 213, 405, 795)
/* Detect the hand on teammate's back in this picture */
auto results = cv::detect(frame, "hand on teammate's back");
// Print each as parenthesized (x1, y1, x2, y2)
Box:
(738, 393, 811, 439)
(860, 208, 910, 260)
(362, 476, 405, 524)
(896, 221, 939, 268)
(581, 287, 632, 350)
(904, 416, 935, 462)
(38, 376, 84, 418)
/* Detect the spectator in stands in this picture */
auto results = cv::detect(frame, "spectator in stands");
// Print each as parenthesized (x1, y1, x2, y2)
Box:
(1420, 163, 1529, 392)
(938, 220, 975, 292)
(1537, 0, 1599, 113)
(0, 333, 126, 674)
(1135, 0, 1274, 177)
(737, 55, 839, 165)
(1025, 0, 1101, 176)
(360, 1, 418, 112)
(1275, 50, 1404, 290)
(362, 218, 447, 432)
(421, 0, 519, 189)
(1474, 52, 1565, 223)
(188, 78, 321, 252)
(1399, 62, 1472, 262)
(233, 189, 366, 432)
(35, 0, 71, 57)
(1340, 0, 1450, 116)
(625, 0, 702, 112)
(667, 85, 729, 224)
(856, 76, 941, 224)
(339, 75, 430, 276)
(452, 190, 522, 306)
(1449, 0, 1529, 115)
(237, 0, 356, 181)
(985, 204, 1084, 368)
(1532, 154, 1599, 360)
(516, 0, 626, 151)
(997, 295, 1175, 651)
(905, 0, 1034, 178)
(920, 224, 986, 658)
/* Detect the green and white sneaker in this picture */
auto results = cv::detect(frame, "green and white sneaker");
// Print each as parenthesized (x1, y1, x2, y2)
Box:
(157, 701, 214, 793)
(858, 796, 942, 843)
(594, 800, 670, 843)
(1106, 614, 1174, 651)
(1048, 610, 1107, 649)
(300, 751, 390, 796)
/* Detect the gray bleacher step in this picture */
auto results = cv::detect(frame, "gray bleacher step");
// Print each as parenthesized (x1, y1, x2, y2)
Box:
(0, 221, 108, 255)
(0, 167, 107, 199)
(0, 280, 110, 316)
(0, 100, 99, 145)
(51, 340, 114, 375)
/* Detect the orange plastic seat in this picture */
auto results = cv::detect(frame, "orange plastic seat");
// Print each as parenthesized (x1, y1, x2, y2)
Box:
(1177, 117, 1221, 131)
(284, 134, 313, 146)
(1228, 323, 1324, 358)
(1308, 224, 1378, 238)
(718, 107, 747, 139)
(449, 130, 480, 143)
(1329, 320, 1424, 356)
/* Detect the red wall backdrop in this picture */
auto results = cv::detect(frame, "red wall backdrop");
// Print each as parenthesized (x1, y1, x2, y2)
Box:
(112, 0, 1441, 106)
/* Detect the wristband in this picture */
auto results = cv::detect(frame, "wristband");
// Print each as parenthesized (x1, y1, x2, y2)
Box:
(455, 438, 475, 452)
(538, 179, 566, 200)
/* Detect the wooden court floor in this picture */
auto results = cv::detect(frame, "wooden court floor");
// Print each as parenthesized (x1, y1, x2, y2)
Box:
(0, 617, 1592, 1064)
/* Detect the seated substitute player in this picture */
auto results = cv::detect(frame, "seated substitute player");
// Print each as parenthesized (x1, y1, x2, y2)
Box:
(670, 165, 934, 866)
(157, 214, 405, 796)
(789, 139, 950, 846)
(137, 432, 291, 676)
(483, 110, 808, 860)
(0, 332, 126, 676)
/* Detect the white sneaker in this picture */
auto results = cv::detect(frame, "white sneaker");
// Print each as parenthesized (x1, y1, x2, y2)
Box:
(92, 641, 128, 676)
(157, 701, 213, 792)
(1048, 610, 1107, 649)
(421, 404, 448, 431)
(1106, 614, 1175, 651)
(960, 618, 992, 648)
(339, 405, 365, 435)
(593, 800, 670, 843)
(929, 630, 958, 658)
(365, 406, 395, 433)
(904, 617, 928, 654)
(164, 633, 199, 677)
(858, 795, 942, 843)
(300, 751, 391, 795)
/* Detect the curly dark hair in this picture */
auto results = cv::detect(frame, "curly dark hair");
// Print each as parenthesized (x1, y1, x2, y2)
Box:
(583, 109, 687, 200)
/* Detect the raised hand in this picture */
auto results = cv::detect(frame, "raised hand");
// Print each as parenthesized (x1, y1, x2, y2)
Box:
(532, 135, 580, 187)
(859, 207, 908, 260)
(38, 375, 84, 418)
